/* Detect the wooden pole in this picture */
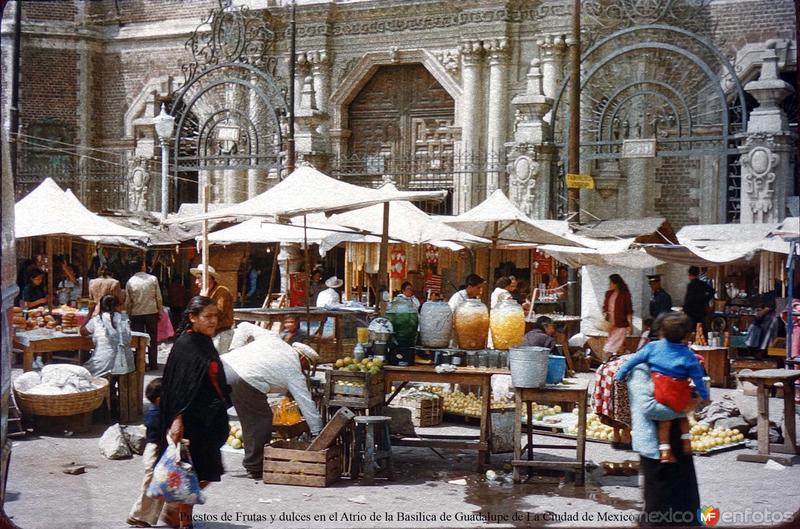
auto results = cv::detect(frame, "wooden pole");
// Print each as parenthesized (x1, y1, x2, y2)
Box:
(303, 215, 311, 336)
(286, 1, 296, 175)
(201, 184, 210, 293)
(566, 0, 581, 217)
(266, 242, 279, 306)
(377, 202, 390, 312)
(46, 236, 53, 310)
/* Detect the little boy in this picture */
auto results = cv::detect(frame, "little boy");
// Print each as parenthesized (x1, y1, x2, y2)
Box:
(127, 378, 164, 527)
(615, 312, 709, 463)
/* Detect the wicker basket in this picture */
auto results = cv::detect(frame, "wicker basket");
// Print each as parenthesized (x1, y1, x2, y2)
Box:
(14, 377, 109, 417)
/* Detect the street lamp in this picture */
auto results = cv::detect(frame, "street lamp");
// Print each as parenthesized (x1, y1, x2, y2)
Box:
(153, 103, 176, 219)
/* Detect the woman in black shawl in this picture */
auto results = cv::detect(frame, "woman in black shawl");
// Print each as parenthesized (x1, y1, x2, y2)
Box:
(159, 296, 231, 529)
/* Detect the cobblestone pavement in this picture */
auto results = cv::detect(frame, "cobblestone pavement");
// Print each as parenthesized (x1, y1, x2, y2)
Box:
(6, 364, 800, 529)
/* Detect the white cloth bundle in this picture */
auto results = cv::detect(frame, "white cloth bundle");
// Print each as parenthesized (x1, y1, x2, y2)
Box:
(40, 364, 95, 392)
(13, 371, 42, 393)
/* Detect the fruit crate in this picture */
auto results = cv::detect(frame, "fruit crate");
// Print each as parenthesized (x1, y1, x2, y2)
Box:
(324, 370, 385, 409)
(263, 440, 342, 487)
(393, 392, 443, 427)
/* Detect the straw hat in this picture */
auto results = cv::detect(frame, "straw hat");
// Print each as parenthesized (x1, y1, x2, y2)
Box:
(189, 263, 220, 280)
(292, 342, 319, 363)
(325, 276, 343, 288)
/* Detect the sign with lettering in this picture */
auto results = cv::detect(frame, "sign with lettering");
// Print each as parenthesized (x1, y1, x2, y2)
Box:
(622, 139, 657, 158)
(565, 173, 595, 189)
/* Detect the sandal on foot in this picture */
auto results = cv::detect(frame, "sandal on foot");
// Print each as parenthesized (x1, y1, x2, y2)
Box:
(126, 518, 151, 528)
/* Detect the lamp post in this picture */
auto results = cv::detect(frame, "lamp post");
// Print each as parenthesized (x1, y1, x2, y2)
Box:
(153, 104, 176, 219)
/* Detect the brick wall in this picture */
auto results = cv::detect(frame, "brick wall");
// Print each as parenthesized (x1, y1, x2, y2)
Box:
(710, 0, 796, 54)
(21, 1, 76, 22)
(19, 46, 78, 131)
(113, 0, 217, 25)
(654, 157, 701, 229)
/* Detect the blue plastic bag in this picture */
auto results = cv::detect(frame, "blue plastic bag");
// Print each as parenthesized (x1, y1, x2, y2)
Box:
(146, 437, 205, 505)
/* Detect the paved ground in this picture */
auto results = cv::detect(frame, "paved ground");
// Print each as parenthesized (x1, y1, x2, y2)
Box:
(6, 356, 800, 529)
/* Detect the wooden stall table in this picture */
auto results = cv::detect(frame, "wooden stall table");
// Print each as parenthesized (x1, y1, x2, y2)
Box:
(585, 334, 641, 362)
(13, 330, 150, 422)
(691, 345, 729, 387)
(735, 369, 800, 466)
(512, 378, 589, 485)
(383, 365, 510, 470)
(234, 307, 373, 363)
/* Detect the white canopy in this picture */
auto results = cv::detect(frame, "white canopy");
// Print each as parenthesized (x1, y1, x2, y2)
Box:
(538, 234, 665, 269)
(325, 184, 489, 250)
(15, 178, 147, 239)
(165, 165, 448, 224)
(206, 217, 379, 253)
(442, 190, 579, 247)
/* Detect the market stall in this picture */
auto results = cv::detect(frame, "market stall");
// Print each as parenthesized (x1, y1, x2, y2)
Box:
(13, 330, 150, 422)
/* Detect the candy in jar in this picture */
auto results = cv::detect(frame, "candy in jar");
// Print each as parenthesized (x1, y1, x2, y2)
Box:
(454, 299, 489, 350)
(490, 299, 525, 349)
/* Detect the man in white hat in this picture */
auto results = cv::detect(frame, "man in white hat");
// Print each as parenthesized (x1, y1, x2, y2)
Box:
(190, 264, 235, 354)
(220, 329, 323, 478)
(316, 275, 343, 307)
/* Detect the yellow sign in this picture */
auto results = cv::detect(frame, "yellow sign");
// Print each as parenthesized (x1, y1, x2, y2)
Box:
(566, 173, 595, 189)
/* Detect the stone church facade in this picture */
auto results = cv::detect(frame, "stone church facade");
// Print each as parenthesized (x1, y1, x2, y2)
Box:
(2, 0, 797, 228)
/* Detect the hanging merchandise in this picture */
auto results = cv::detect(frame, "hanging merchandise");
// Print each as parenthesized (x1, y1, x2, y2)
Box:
(424, 244, 440, 269)
(532, 249, 553, 275)
(289, 271, 308, 306)
(425, 271, 442, 298)
(390, 246, 407, 279)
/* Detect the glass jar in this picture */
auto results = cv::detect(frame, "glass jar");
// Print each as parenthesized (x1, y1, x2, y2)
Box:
(465, 350, 478, 367)
(419, 300, 453, 348)
(490, 299, 526, 349)
(386, 297, 419, 348)
(454, 299, 489, 350)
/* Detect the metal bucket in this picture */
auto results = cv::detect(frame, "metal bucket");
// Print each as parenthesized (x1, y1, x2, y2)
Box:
(509, 346, 550, 388)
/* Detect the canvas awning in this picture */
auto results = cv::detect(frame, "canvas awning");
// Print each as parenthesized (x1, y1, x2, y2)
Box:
(164, 165, 448, 224)
(441, 190, 580, 247)
(644, 222, 794, 265)
(206, 217, 379, 254)
(535, 218, 675, 269)
(325, 184, 489, 250)
(15, 178, 147, 239)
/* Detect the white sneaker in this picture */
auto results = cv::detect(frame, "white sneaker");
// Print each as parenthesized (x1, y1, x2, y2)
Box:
(33, 357, 44, 370)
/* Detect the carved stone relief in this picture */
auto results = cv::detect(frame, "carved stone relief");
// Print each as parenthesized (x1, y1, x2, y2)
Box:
(741, 143, 779, 223)
(127, 155, 151, 212)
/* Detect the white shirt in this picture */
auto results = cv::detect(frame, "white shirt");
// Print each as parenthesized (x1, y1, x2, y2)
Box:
(221, 332, 323, 434)
(316, 287, 341, 307)
(448, 289, 469, 314)
(490, 287, 512, 309)
(395, 293, 420, 310)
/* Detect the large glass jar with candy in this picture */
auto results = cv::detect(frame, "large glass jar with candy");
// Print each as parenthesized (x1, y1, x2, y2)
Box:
(419, 300, 453, 348)
(490, 299, 525, 349)
(454, 298, 489, 350)
(385, 297, 419, 348)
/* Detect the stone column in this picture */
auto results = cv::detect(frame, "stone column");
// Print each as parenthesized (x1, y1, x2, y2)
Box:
(295, 53, 312, 112)
(508, 59, 553, 218)
(739, 46, 795, 224)
(536, 34, 567, 122)
(457, 39, 484, 212)
(295, 76, 327, 169)
(485, 38, 510, 196)
(308, 50, 331, 140)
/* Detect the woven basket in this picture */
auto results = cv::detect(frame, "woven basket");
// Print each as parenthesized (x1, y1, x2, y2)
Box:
(14, 377, 109, 417)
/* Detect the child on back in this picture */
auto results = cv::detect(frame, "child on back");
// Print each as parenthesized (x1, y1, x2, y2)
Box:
(127, 378, 164, 527)
(615, 312, 709, 463)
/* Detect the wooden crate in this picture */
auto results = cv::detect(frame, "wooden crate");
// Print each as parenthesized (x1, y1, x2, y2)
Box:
(263, 440, 341, 487)
(324, 370, 385, 409)
(394, 392, 443, 427)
